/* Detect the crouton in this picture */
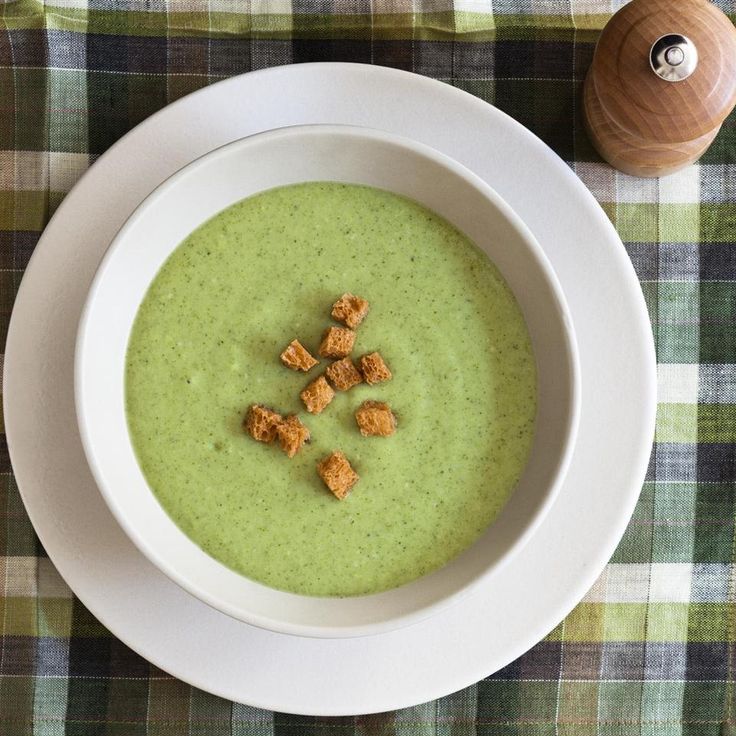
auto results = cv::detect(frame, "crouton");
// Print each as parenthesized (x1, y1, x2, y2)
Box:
(359, 352, 392, 385)
(331, 293, 370, 329)
(276, 415, 311, 458)
(280, 339, 318, 372)
(318, 326, 356, 359)
(325, 357, 363, 391)
(300, 375, 335, 414)
(355, 401, 397, 437)
(317, 451, 360, 500)
(244, 404, 283, 443)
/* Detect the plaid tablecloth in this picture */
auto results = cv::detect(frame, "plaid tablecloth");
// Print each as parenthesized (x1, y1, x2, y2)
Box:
(2, 0, 736, 733)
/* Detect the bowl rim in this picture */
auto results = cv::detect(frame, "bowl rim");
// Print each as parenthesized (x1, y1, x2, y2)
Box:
(75, 123, 581, 638)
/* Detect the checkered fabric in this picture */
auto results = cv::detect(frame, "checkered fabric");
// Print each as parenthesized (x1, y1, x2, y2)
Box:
(2, 0, 736, 733)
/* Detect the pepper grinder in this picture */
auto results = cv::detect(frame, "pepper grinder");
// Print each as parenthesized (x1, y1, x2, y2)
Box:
(583, 0, 736, 178)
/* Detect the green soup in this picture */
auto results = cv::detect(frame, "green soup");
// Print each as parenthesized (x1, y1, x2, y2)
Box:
(125, 182, 536, 597)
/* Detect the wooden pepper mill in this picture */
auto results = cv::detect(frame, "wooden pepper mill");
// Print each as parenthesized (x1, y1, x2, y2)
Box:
(583, 0, 736, 177)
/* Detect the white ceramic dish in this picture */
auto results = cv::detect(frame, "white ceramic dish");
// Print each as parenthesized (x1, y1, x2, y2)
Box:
(75, 124, 579, 639)
(3, 63, 656, 714)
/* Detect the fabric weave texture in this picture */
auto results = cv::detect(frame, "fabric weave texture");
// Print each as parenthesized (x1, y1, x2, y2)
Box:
(1, 0, 736, 733)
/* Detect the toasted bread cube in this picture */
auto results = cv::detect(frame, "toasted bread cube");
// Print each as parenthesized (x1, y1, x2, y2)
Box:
(325, 357, 363, 391)
(355, 400, 397, 437)
(359, 352, 392, 385)
(331, 293, 370, 329)
(244, 404, 283, 443)
(280, 339, 319, 372)
(317, 451, 359, 500)
(300, 375, 335, 414)
(318, 326, 356, 359)
(277, 415, 311, 458)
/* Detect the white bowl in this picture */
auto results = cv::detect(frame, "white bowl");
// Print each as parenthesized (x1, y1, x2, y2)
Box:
(76, 125, 580, 639)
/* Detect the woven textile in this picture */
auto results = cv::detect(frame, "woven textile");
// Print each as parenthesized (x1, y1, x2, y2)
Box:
(1, 1, 736, 733)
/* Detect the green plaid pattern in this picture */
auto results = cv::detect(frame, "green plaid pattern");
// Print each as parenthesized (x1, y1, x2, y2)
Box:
(2, 0, 736, 733)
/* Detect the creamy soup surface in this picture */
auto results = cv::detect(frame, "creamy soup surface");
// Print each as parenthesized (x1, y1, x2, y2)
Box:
(126, 182, 537, 597)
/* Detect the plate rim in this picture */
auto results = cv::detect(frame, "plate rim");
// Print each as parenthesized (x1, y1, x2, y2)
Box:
(3, 62, 657, 715)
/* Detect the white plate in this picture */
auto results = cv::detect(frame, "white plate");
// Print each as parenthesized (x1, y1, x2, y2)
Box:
(3, 63, 656, 715)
